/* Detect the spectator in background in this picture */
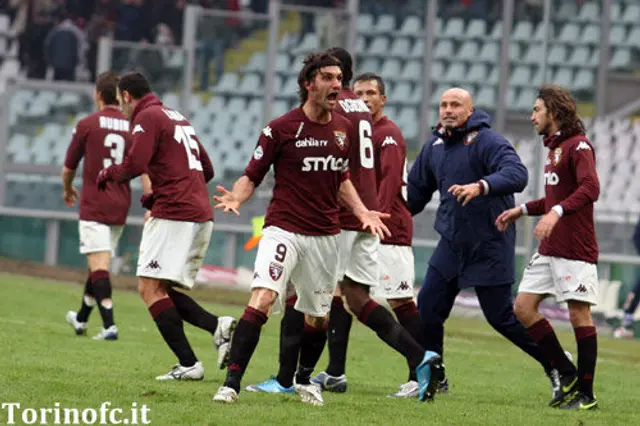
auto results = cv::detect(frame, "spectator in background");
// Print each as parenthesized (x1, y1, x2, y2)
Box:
(85, 0, 118, 82)
(44, 12, 85, 81)
(613, 218, 640, 339)
(25, 0, 61, 79)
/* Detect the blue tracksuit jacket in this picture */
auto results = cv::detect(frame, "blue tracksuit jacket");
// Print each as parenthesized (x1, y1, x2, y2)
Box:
(408, 109, 528, 288)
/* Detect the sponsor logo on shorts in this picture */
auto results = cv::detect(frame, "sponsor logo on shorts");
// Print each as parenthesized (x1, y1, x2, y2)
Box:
(575, 284, 587, 294)
(397, 281, 410, 292)
(145, 260, 161, 271)
(269, 262, 283, 281)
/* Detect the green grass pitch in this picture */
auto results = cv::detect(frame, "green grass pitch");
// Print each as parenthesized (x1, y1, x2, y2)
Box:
(1, 274, 639, 425)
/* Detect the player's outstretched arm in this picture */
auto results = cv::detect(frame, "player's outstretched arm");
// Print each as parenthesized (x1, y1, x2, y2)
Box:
(407, 142, 437, 215)
(214, 175, 255, 216)
(339, 179, 391, 239)
(61, 166, 78, 207)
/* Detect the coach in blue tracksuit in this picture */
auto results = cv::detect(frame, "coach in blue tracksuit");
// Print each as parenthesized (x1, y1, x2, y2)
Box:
(408, 88, 554, 391)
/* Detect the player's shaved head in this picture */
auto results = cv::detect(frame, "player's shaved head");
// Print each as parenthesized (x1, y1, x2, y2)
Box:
(439, 87, 474, 130)
(442, 88, 473, 108)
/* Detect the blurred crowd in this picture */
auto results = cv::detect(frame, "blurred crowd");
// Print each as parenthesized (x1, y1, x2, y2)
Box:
(0, 0, 269, 84)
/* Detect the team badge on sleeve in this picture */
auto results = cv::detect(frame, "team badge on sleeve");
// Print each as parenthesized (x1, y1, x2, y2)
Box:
(334, 130, 347, 150)
(269, 262, 283, 281)
(553, 147, 563, 166)
(253, 146, 264, 160)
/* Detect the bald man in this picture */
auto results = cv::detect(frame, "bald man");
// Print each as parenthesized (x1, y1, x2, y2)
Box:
(408, 88, 561, 398)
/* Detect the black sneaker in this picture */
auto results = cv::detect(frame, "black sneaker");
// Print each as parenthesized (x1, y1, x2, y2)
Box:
(548, 370, 578, 407)
(560, 392, 598, 410)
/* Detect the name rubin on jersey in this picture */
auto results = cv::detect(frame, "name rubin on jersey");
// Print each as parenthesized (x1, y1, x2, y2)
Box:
(98, 116, 129, 132)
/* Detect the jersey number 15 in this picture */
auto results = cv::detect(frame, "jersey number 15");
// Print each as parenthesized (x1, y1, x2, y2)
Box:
(174, 125, 203, 171)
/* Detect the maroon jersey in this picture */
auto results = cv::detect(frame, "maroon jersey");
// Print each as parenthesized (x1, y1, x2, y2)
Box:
(335, 88, 379, 230)
(374, 116, 412, 246)
(244, 107, 351, 236)
(64, 107, 132, 225)
(109, 94, 214, 222)
(525, 132, 600, 263)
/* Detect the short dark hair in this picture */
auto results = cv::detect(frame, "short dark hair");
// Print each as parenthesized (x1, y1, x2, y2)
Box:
(117, 72, 152, 100)
(95, 71, 119, 105)
(353, 72, 386, 95)
(326, 47, 353, 87)
(297, 52, 342, 104)
(537, 84, 586, 136)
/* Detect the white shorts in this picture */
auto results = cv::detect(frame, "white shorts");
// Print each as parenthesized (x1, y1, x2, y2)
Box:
(336, 230, 380, 286)
(251, 226, 339, 317)
(79, 220, 124, 255)
(373, 244, 415, 300)
(518, 252, 598, 305)
(136, 217, 213, 289)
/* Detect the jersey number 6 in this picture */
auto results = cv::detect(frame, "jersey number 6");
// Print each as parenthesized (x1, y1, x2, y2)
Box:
(359, 120, 374, 169)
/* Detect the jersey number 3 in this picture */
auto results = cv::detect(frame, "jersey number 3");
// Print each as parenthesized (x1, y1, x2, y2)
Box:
(174, 125, 203, 171)
(103, 133, 125, 168)
(359, 120, 374, 169)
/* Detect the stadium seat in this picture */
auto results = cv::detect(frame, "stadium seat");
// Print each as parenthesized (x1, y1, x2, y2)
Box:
(509, 65, 531, 88)
(621, 4, 640, 24)
(442, 62, 465, 84)
(380, 58, 402, 80)
(372, 14, 395, 34)
(410, 38, 424, 58)
(610, 48, 631, 70)
(236, 73, 261, 95)
(398, 16, 421, 35)
(433, 39, 454, 60)
(467, 63, 488, 84)
(475, 87, 496, 109)
(457, 41, 479, 59)
(399, 60, 420, 81)
(567, 46, 591, 67)
(465, 19, 487, 39)
(368, 36, 390, 56)
(575, 2, 599, 22)
(547, 45, 567, 66)
(478, 42, 498, 63)
(443, 18, 465, 40)
(389, 37, 411, 58)
(511, 21, 534, 42)
(357, 14, 374, 35)
(609, 25, 627, 47)
(581, 24, 600, 46)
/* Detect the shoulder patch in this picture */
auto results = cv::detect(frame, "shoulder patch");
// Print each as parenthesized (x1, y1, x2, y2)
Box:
(382, 136, 397, 147)
(576, 141, 591, 151)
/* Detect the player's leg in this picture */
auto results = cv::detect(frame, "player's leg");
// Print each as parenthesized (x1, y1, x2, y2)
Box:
(614, 276, 640, 338)
(379, 244, 421, 398)
(416, 265, 459, 393)
(214, 227, 298, 403)
(66, 270, 94, 335)
(245, 283, 302, 393)
(87, 251, 117, 340)
(339, 232, 443, 401)
(136, 218, 213, 380)
(324, 284, 353, 381)
(68, 221, 120, 340)
(139, 276, 203, 380)
(290, 232, 339, 406)
(553, 259, 598, 410)
(169, 221, 237, 369)
(476, 284, 554, 370)
(312, 231, 356, 391)
(275, 286, 304, 388)
(514, 253, 578, 406)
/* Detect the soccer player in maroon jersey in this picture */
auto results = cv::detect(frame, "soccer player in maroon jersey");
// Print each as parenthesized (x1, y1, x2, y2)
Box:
(63, 72, 133, 341)
(213, 52, 439, 405)
(353, 72, 423, 398)
(310, 49, 442, 401)
(96, 72, 236, 381)
(496, 84, 600, 410)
